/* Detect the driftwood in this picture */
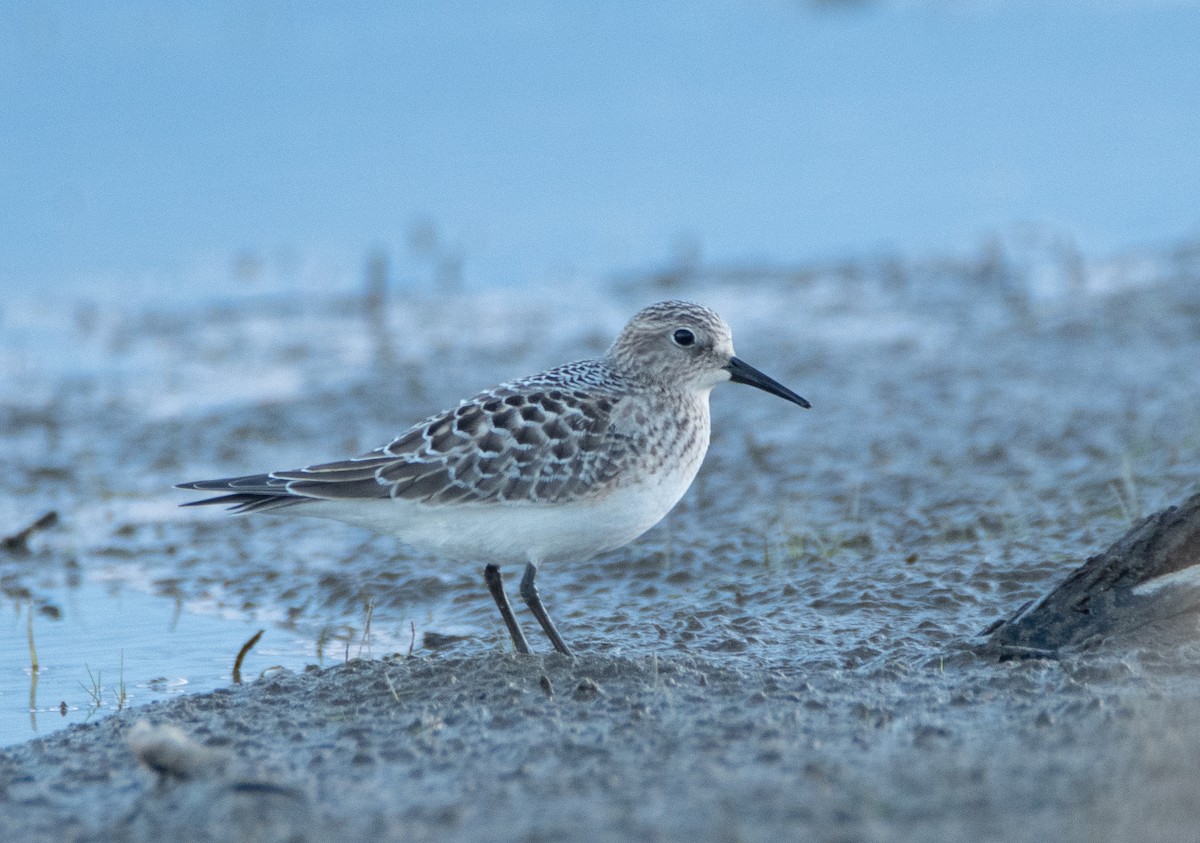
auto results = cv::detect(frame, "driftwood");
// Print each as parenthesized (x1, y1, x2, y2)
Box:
(1, 511, 59, 554)
(981, 490, 1200, 657)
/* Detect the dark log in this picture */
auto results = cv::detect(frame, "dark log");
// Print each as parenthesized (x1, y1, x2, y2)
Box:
(981, 490, 1200, 657)
(1, 511, 59, 554)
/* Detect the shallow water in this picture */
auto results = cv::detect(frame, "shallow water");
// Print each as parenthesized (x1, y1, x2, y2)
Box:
(0, 577, 317, 746)
(2, 241, 1200, 747)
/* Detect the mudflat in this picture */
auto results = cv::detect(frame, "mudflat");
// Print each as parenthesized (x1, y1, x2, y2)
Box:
(2, 248, 1200, 841)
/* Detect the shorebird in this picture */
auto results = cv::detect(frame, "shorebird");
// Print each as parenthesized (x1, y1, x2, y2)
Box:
(179, 300, 810, 656)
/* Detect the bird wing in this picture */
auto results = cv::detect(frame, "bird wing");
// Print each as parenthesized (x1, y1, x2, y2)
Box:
(179, 373, 641, 508)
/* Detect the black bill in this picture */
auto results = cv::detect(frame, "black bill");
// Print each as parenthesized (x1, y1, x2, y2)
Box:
(725, 356, 811, 409)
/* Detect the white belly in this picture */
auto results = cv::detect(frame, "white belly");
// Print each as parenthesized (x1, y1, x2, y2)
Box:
(304, 452, 703, 564)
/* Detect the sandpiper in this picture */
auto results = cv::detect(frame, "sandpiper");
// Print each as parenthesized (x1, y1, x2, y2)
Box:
(178, 300, 810, 656)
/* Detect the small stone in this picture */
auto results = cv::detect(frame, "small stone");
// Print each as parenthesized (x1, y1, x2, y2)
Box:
(573, 677, 602, 701)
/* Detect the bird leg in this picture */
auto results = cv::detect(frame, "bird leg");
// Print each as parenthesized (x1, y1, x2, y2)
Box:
(519, 561, 574, 657)
(483, 564, 531, 655)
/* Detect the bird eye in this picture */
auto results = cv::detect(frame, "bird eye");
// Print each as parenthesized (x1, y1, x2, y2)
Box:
(672, 328, 696, 347)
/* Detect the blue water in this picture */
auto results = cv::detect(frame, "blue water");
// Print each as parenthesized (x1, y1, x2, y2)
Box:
(2, 1, 1198, 298)
(0, 578, 321, 747)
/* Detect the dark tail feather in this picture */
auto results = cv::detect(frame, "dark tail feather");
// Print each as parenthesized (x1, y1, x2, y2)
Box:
(176, 472, 307, 513)
(178, 493, 311, 514)
(176, 473, 287, 493)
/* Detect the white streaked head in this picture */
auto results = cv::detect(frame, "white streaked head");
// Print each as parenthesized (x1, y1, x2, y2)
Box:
(606, 300, 811, 407)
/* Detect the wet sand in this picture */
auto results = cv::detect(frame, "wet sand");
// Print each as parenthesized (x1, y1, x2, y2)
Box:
(2, 243, 1200, 840)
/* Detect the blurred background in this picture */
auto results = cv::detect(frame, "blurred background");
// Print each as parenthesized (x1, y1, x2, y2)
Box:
(2, 0, 1198, 300)
(3, 1, 1200, 747)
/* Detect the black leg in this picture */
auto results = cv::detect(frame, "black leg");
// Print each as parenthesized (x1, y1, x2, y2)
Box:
(519, 562, 573, 657)
(484, 564, 530, 655)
